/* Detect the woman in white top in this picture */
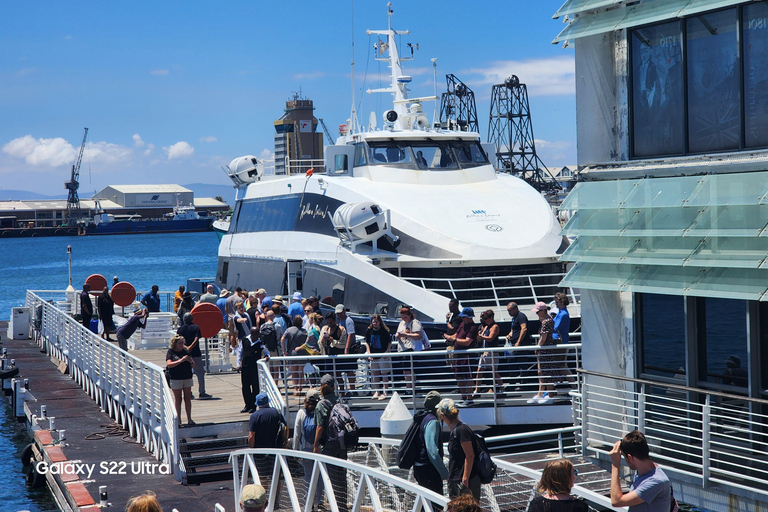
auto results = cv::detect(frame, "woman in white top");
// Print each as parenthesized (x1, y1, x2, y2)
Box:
(396, 306, 425, 387)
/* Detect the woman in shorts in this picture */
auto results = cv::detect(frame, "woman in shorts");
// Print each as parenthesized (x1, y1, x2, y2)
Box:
(365, 314, 391, 400)
(473, 309, 505, 398)
(166, 334, 195, 425)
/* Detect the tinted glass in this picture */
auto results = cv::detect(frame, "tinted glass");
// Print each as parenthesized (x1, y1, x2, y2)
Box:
(686, 9, 740, 153)
(743, 4, 768, 148)
(631, 22, 684, 157)
(700, 298, 748, 392)
(640, 293, 686, 379)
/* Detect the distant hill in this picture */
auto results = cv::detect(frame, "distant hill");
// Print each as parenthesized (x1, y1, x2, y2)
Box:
(0, 190, 68, 201)
(183, 183, 237, 205)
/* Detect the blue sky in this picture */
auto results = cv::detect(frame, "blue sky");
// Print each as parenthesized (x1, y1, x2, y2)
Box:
(0, 1, 574, 197)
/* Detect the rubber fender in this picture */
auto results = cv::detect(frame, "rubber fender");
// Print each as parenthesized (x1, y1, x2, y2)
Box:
(26, 461, 45, 488)
(0, 366, 19, 380)
(20, 442, 34, 466)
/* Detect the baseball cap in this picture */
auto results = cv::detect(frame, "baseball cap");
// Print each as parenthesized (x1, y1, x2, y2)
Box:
(335, 304, 346, 314)
(459, 307, 474, 318)
(532, 301, 548, 312)
(424, 390, 442, 413)
(293, 292, 302, 301)
(240, 484, 267, 508)
(320, 374, 335, 386)
(255, 393, 269, 407)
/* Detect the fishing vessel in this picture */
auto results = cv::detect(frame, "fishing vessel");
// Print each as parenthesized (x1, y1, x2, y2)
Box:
(85, 202, 213, 235)
(218, 5, 572, 324)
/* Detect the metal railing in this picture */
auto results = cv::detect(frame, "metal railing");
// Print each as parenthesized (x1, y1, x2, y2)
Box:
(259, 339, 581, 423)
(401, 272, 580, 315)
(228, 427, 614, 512)
(578, 369, 768, 496)
(25, 291, 184, 481)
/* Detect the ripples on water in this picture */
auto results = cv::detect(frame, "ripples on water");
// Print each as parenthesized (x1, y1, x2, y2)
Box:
(1, 232, 220, 511)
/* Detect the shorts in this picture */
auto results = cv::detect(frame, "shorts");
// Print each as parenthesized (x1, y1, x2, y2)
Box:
(170, 378, 193, 390)
(454, 351, 475, 379)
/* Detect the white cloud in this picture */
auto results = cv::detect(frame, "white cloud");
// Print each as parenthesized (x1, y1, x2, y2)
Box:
(143, 144, 155, 157)
(163, 141, 194, 160)
(15, 67, 36, 77)
(2, 135, 76, 167)
(293, 71, 327, 80)
(84, 141, 132, 166)
(199, 136, 218, 143)
(462, 56, 575, 97)
(132, 134, 144, 147)
(259, 148, 274, 161)
(150, 69, 170, 76)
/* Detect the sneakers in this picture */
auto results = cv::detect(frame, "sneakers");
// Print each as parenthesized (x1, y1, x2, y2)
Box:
(527, 394, 543, 404)
(537, 393, 555, 405)
(199, 393, 213, 399)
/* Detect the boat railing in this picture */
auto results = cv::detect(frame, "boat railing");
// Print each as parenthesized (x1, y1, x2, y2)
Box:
(25, 290, 184, 482)
(400, 272, 580, 315)
(577, 369, 768, 498)
(259, 339, 581, 423)
(227, 426, 614, 512)
(259, 157, 324, 177)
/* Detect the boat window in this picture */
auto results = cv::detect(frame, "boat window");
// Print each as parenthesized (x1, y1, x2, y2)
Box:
(354, 143, 367, 166)
(334, 154, 349, 174)
(364, 140, 488, 170)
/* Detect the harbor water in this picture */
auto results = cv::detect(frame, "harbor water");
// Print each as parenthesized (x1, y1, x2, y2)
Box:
(2, 232, 219, 512)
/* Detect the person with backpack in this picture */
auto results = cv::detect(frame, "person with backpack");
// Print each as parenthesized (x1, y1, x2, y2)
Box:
(438, 398, 482, 502)
(282, 315, 308, 394)
(293, 389, 324, 510)
(240, 326, 268, 414)
(260, 310, 283, 383)
(414, 391, 449, 499)
(313, 374, 354, 512)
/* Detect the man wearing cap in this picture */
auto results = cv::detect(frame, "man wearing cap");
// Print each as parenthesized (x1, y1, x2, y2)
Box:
(115, 307, 148, 351)
(256, 288, 273, 310)
(335, 304, 357, 396)
(216, 289, 229, 325)
(505, 302, 532, 390)
(314, 374, 348, 511)
(198, 284, 218, 305)
(240, 484, 268, 512)
(414, 391, 449, 500)
(443, 307, 479, 405)
(248, 393, 285, 502)
(288, 292, 304, 318)
(308, 295, 321, 314)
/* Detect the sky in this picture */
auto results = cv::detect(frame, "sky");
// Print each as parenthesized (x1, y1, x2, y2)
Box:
(0, 1, 575, 197)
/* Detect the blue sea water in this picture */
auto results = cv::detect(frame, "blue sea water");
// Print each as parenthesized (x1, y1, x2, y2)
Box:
(1, 232, 219, 512)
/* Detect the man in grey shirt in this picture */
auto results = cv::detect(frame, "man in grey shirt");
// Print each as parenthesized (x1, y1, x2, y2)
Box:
(610, 430, 671, 512)
(198, 284, 219, 305)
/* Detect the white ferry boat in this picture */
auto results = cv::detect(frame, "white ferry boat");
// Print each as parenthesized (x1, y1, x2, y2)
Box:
(217, 4, 570, 323)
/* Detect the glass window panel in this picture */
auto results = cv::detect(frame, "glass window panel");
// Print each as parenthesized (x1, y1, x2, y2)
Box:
(639, 293, 686, 380)
(686, 9, 740, 153)
(559, 262, 633, 291)
(560, 180, 641, 210)
(686, 172, 768, 207)
(631, 22, 685, 157)
(554, 0, 619, 19)
(560, 236, 637, 263)
(622, 174, 700, 208)
(623, 236, 700, 266)
(744, 3, 768, 148)
(699, 298, 748, 392)
(622, 207, 700, 236)
(688, 204, 768, 237)
(688, 236, 768, 268)
(687, 267, 768, 300)
(561, 208, 639, 237)
(552, 6, 631, 43)
(625, 265, 702, 295)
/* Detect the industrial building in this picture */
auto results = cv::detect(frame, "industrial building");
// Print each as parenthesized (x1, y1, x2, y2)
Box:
(273, 94, 324, 175)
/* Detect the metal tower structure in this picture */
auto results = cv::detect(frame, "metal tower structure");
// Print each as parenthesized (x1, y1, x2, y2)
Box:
(65, 127, 88, 225)
(488, 75, 560, 192)
(439, 74, 478, 132)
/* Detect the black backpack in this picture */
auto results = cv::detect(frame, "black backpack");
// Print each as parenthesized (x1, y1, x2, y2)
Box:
(472, 432, 497, 484)
(260, 322, 279, 353)
(322, 399, 360, 451)
(275, 412, 289, 448)
(396, 410, 429, 470)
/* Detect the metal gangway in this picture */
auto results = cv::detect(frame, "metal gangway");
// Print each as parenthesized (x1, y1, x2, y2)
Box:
(226, 429, 617, 512)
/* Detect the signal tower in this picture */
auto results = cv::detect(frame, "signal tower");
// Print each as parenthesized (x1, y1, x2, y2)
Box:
(438, 74, 478, 133)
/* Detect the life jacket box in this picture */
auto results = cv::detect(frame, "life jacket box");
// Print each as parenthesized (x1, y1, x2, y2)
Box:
(10, 307, 31, 340)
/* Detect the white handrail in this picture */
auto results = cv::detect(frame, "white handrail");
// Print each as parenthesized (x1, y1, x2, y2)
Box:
(25, 290, 183, 481)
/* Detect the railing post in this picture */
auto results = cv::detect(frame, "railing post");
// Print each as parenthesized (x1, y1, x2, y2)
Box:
(528, 276, 538, 303)
(637, 383, 646, 432)
(702, 395, 711, 487)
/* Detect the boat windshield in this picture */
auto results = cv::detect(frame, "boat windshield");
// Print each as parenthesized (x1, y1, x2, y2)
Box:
(365, 140, 489, 170)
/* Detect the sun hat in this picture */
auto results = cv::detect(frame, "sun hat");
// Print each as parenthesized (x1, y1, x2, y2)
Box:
(219, 289, 230, 297)
(240, 484, 267, 507)
(293, 292, 302, 301)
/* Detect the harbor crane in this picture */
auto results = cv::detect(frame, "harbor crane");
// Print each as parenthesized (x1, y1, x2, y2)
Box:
(65, 127, 88, 225)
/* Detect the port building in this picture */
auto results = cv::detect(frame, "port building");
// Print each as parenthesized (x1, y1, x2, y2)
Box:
(273, 95, 324, 174)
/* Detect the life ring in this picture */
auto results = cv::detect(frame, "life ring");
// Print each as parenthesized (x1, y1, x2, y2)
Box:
(20, 443, 34, 466)
(0, 366, 19, 380)
(26, 460, 45, 488)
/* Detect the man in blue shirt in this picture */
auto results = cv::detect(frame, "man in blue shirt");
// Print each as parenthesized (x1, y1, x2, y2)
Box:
(141, 285, 161, 312)
(216, 289, 229, 324)
(287, 292, 304, 318)
(610, 430, 671, 512)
